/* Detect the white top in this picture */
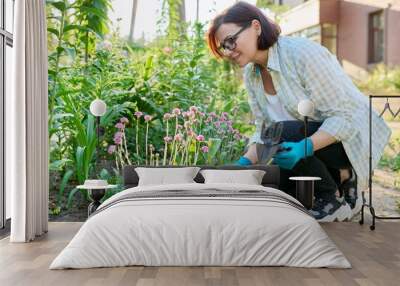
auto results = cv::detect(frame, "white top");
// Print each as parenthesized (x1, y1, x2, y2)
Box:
(77, 184, 118, 190)
(289, 177, 321, 181)
(265, 93, 296, 122)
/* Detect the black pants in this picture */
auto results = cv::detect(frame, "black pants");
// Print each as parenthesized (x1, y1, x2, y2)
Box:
(277, 121, 352, 201)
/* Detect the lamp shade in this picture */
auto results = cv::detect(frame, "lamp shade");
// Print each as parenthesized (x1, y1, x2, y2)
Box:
(297, 99, 314, 117)
(90, 99, 107, 116)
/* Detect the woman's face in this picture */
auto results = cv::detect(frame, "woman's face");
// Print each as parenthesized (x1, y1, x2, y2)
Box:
(215, 21, 259, 67)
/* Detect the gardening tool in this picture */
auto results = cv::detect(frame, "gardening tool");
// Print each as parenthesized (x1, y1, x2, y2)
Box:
(256, 121, 289, 165)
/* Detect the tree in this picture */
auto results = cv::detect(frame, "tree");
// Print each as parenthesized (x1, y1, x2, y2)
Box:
(166, 0, 186, 40)
(128, 0, 138, 42)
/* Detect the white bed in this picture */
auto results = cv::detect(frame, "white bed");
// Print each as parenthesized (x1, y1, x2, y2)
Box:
(50, 183, 351, 269)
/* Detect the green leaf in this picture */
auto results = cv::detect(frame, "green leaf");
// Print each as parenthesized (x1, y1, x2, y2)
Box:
(67, 187, 81, 209)
(58, 169, 74, 205)
(49, 159, 72, 171)
(49, 1, 66, 12)
(47, 27, 59, 38)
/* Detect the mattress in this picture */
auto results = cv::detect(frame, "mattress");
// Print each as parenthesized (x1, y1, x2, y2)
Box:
(50, 183, 351, 269)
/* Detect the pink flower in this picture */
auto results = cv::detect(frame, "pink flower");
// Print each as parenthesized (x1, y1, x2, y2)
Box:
(228, 126, 234, 133)
(189, 111, 196, 118)
(209, 112, 217, 118)
(163, 47, 172, 54)
(172, 108, 181, 115)
(120, 117, 129, 124)
(107, 145, 116, 154)
(115, 122, 124, 129)
(189, 106, 198, 113)
(226, 120, 233, 127)
(174, 134, 183, 142)
(163, 113, 171, 120)
(182, 111, 189, 118)
(201, 146, 209, 153)
(113, 136, 122, 145)
(164, 136, 172, 143)
(214, 121, 221, 128)
(177, 124, 183, 130)
(114, 131, 123, 139)
(196, 135, 205, 142)
(199, 112, 205, 117)
(144, 115, 153, 122)
(134, 111, 143, 118)
(187, 130, 195, 137)
(234, 133, 242, 140)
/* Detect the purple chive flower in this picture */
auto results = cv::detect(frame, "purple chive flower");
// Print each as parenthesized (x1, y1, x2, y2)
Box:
(163, 113, 172, 120)
(114, 131, 123, 139)
(114, 136, 122, 145)
(196, 135, 205, 142)
(134, 111, 143, 118)
(199, 112, 205, 117)
(172, 108, 181, 115)
(189, 106, 198, 113)
(144, 115, 153, 122)
(107, 145, 116, 154)
(234, 133, 242, 140)
(120, 117, 129, 124)
(174, 134, 183, 142)
(187, 130, 195, 137)
(214, 121, 221, 128)
(115, 122, 125, 129)
(201, 146, 209, 153)
(177, 124, 183, 130)
(209, 112, 217, 118)
(164, 136, 172, 143)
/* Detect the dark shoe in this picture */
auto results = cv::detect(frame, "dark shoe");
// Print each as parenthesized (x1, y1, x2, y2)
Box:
(340, 168, 361, 216)
(309, 197, 352, 222)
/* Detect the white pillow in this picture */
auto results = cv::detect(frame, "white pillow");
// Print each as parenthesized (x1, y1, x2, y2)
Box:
(135, 167, 200, 186)
(200, 169, 266, 185)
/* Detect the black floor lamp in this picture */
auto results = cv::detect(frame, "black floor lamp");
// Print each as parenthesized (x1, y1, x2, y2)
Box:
(289, 99, 321, 209)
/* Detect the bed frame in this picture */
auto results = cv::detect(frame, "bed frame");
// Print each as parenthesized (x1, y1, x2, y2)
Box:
(122, 165, 280, 189)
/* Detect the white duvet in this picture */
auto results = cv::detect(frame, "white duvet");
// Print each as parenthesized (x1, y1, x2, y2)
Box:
(50, 183, 351, 269)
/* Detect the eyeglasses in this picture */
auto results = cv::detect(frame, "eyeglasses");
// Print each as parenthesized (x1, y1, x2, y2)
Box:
(219, 22, 252, 53)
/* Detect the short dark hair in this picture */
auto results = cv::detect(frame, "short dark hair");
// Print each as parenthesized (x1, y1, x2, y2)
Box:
(207, 1, 281, 58)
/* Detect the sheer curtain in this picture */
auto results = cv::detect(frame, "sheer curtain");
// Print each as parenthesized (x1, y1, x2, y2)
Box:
(8, 0, 49, 242)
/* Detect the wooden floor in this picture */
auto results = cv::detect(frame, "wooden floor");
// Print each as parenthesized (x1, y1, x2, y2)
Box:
(0, 221, 399, 286)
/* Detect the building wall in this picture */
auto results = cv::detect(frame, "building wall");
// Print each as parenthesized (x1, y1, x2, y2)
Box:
(338, 0, 400, 79)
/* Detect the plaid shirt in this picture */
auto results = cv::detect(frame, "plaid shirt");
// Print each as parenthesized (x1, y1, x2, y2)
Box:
(243, 36, 391, 190)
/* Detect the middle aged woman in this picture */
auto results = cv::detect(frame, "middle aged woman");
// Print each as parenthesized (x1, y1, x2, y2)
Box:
(206, 1, 391, 222)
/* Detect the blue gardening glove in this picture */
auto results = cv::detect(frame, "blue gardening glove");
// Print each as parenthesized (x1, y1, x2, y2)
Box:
(272, 138, 314, 170)
(235, 156, 253, 166)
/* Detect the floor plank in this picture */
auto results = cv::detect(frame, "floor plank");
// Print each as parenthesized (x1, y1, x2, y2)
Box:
(0, 221, 399, 286)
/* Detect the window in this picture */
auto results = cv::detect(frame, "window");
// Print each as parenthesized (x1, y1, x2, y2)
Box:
(1, 0, 14, 230)
(368, 10, 384, 64)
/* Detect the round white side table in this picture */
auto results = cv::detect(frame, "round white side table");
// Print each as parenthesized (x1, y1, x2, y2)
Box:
(289, 176, 321, 209)
(77, 184, 118, 216)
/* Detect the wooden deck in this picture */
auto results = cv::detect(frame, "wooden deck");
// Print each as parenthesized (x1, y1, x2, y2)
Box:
(0, 221, 399, 286)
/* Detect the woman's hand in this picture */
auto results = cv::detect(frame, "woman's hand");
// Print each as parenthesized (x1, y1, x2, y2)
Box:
(273, 138, 313, 170)
(235, 144, 258, 165)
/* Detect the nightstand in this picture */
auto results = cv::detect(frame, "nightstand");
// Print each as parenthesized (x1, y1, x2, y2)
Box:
(289, 176, 321, 209)
(77, 183, 118, 216)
